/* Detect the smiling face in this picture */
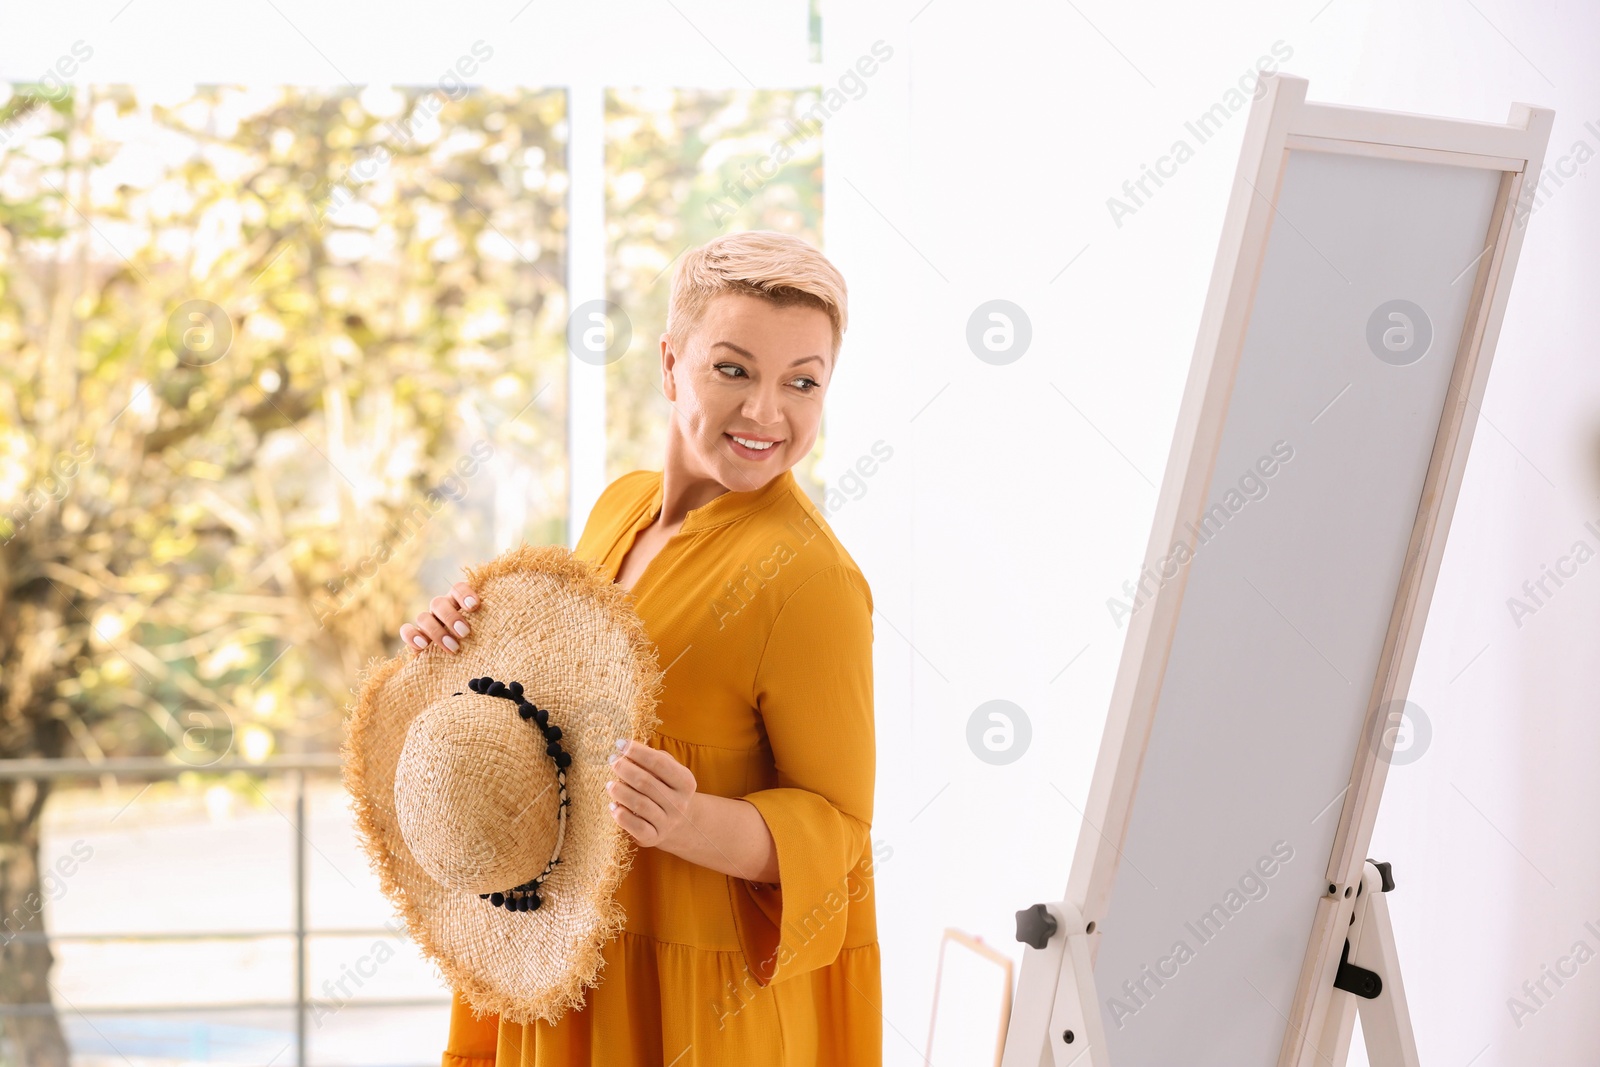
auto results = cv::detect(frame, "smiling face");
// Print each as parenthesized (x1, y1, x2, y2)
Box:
(661, 291, 835, 493)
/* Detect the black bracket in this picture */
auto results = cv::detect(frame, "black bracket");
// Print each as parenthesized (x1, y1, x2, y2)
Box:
(1332, 937, 1383, 999)
(1015, 903, 1058, 950)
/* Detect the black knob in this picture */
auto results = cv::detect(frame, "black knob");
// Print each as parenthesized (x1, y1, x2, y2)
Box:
(1015, 903, 1058, 949)
(1370, 859, 1395, 893)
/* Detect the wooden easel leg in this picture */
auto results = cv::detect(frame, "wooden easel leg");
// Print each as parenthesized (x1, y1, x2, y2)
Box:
(1000, 901, 1108, 1067)
(1048, 919, 1108, 1067)
(1353, 867, 1420, 1067)
(1320, 860, 1421, 1067)
(1001, 902, 1068, 1067)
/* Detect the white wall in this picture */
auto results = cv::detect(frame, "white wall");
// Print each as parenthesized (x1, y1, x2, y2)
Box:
(825, 0, 1600, 1063)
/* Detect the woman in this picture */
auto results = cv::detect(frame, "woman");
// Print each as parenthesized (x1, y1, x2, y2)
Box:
(400, 230, 883, 1066)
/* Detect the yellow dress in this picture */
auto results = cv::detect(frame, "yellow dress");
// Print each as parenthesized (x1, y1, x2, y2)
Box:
(441, 466, 883, 1067)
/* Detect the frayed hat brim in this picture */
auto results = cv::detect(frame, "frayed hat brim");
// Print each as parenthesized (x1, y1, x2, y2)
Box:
(342, 543, 663, 1025)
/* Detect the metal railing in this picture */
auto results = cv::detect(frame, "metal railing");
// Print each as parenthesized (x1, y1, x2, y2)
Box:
(0, 755, 450, 1067)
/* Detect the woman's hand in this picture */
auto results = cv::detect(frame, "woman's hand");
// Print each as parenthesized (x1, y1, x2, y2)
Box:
(399, 581, 480, 653)
(607, 740, 779, 881)
(606, 740, 699, 850)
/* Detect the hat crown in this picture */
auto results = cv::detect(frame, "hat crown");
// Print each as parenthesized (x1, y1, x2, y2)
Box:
(394, 694, 560, 895)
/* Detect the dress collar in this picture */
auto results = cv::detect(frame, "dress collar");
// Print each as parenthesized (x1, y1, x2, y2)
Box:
(644, 467, 798, 535)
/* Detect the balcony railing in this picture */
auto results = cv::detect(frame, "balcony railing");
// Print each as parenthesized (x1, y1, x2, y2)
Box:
(0, 755, 450, 1067)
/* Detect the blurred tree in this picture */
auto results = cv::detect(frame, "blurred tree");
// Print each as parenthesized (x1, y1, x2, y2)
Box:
(604, 88, 825, 489)
(0, 81, 568, 1065)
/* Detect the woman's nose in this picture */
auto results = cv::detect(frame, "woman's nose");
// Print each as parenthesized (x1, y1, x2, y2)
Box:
(743, 390, 785, 423)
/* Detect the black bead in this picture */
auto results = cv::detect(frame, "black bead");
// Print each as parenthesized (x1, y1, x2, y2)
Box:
(489, 892, 505, 907)
(555, 752, 572, 769)
(518, 703, 535, 720)
(534, 708, 548, 726)
(487, 681, 505, 698)
(508, 681, 524, 698)
(545, 725, 562, 741)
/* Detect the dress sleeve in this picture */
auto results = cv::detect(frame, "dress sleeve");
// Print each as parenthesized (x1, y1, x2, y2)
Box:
(441, 988, 498, 1067)
(730, 564, 876, 988)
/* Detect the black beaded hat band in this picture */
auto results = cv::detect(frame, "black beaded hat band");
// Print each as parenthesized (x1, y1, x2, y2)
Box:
(455, 674, 572, 913)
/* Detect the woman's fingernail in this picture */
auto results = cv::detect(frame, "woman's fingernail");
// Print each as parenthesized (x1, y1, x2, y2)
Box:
(614, 738, 628, 752)
(442, 635, 459, 652)
(453, 621, 470, 637)
(412, 636, 427, 649)
(607, 754, 618, 765)
(463, 596, 478, 609)
(609, 801, 617, 812)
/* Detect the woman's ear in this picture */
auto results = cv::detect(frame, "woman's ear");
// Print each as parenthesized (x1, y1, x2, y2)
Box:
(660, 332, 679, 403)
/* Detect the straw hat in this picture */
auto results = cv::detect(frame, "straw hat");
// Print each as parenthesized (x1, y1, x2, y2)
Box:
(342, 543, 664, 1025)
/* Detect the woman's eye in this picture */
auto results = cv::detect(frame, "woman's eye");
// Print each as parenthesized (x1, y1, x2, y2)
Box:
(792, 377, 819, 391)
(715, 363, 747, 379)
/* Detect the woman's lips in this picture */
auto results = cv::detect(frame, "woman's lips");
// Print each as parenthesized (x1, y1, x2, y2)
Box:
(725, 433, 781, 460)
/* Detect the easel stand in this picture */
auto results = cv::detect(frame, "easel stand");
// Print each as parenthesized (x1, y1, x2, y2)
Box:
(1319, 860, 1420, 1067)
(990, 73, 1551, 1067)
(999, 860, 1418, 1067)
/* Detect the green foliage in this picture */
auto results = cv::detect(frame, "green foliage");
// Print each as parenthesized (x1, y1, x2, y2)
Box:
(0, 84, 569, 765)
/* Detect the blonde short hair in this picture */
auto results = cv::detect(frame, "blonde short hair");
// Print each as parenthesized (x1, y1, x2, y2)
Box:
(666, 230, 849, 363)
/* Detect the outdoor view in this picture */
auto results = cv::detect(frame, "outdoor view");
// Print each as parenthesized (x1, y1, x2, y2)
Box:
(0, 77, 823, 1067)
